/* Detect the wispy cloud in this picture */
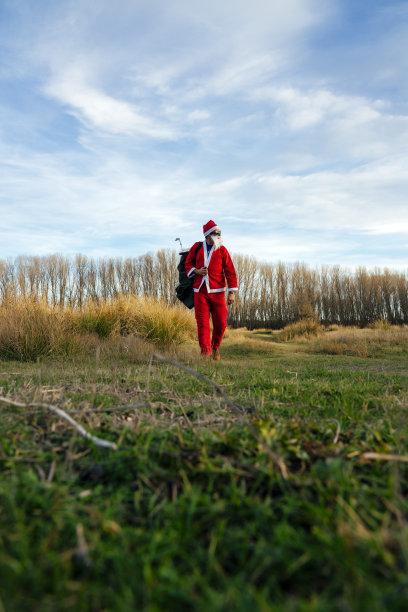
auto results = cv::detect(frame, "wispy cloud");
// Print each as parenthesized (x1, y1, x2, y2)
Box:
(251, 87, 383, 130)
(43, 66, 176, 139)
(249, 85, 408, 161)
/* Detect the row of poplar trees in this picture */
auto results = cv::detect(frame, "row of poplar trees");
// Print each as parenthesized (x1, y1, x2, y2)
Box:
(1, 252, 407, 328)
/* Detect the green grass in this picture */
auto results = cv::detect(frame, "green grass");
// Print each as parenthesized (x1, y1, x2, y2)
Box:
(1, 329, 408, 611)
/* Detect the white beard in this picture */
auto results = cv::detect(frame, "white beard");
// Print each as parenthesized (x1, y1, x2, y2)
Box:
(212, 235, 223, 250)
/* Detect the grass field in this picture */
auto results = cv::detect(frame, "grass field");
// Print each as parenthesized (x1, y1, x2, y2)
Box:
(1, 326, 408, 611)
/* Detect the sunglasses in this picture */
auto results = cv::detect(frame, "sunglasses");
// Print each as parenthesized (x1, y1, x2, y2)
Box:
(211, 231, 221, 236)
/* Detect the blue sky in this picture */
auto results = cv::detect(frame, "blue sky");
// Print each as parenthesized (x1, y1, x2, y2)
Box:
(1, 0, 407, 268)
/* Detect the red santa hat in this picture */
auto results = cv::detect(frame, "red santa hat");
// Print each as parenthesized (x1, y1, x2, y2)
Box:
(203, 220, 220, 237)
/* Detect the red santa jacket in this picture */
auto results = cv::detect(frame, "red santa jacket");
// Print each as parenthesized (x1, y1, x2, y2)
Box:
(185, 242, 238, 294)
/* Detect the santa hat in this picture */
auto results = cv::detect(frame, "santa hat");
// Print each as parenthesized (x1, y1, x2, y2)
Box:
(203, 220, 220, 237)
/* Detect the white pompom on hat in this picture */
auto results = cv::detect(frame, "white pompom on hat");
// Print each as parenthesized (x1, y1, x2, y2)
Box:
(203, 220, 220, 237)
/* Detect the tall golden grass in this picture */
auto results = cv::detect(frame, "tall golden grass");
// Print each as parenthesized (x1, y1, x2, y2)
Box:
(0, 296, 196, 361)
(0, 299, 76, 361)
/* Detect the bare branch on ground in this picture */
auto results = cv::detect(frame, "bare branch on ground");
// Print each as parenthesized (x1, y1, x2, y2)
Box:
(361, 452, 408, 462)
(0, 396, 117, 450)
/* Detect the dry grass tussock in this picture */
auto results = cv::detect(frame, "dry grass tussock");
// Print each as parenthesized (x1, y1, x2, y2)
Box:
(277, 318, 324, 342)
(71, 296, 196, 345)
(0, 298, 78, 361)
(304, 325, 408, 358)
(0, 297, 196, 362)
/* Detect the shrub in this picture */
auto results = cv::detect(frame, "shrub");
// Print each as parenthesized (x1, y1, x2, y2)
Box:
(368, 319, 391, 330)
(277, 318, 324, 342)
(72, 302, 119, 338)
(0, 299, 79, 361)
(326, 324, 339, 332)
(0, 296, 196, 361)
(118, 297, 196, 346)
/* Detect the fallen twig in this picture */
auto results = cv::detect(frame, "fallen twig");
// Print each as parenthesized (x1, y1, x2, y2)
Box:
(74, 523, 91, 568)
(47, 460, 56, 483)
(325, 419, 341, 444)
(0, 397, 117, 450)
(0, 402, 151, 418)
(361, 452, 408, 463)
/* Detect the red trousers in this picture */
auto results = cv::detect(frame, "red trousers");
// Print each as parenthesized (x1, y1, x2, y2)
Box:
(194, 287, 228, 354)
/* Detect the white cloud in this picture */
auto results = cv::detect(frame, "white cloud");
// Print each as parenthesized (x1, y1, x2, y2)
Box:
(43, 66, 176, 139)
(255, 158, 408, 234)
(185, 109, 211, 122)
(1, 138, 407, 268)
(251, 85, 388, 131)
(247, 84, 408, 167)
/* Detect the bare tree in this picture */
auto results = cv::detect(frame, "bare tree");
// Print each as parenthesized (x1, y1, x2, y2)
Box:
(1, 253, 407, 326)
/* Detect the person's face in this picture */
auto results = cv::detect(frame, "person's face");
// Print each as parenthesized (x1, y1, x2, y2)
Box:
(209, 230, 221, 244)
(207, 229, 222, 249)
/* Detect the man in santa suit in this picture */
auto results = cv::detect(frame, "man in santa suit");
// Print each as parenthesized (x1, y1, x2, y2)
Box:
(185, 220, 238, 360)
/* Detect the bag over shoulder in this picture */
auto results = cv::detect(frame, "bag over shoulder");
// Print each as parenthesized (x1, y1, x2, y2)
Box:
(175, 242, 202, 309)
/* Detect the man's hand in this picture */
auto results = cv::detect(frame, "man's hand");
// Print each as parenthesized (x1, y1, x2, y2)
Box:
(227, 292, 235, 305)
(195, 267, 208, 277)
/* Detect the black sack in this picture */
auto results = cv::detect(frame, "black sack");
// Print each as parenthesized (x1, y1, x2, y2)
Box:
(175, 242, 202, 309)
